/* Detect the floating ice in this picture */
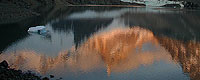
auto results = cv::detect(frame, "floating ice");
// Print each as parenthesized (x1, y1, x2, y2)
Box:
(28, 26, 51, 38)
(28, 26, 46, 33)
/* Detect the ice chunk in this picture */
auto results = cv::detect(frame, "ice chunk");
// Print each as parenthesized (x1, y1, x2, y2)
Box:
(28, 26, 46, 33)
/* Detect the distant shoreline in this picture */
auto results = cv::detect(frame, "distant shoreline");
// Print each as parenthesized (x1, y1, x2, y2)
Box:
(67, 5, 145, 7)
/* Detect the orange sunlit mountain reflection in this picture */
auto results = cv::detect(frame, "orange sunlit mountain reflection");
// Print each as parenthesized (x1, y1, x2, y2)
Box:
(158, 37, 200, 80)
(1, 26, 198, 77)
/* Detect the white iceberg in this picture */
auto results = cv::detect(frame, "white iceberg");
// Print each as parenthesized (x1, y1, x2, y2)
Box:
(28, 26, 46, 33)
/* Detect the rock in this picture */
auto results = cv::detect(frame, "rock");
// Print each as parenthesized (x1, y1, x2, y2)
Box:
(50, 75, 54, 78)
(0, 60, 8, 68)
(183, 1, 199, 8)
(42, 77, 49, 80)
(0, 60, 42, 80)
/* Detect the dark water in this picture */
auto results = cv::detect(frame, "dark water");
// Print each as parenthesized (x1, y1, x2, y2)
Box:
(0, 7, 200, 80)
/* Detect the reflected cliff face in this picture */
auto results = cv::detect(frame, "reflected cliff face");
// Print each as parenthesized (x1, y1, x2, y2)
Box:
(1, 25, 198, 80)
(1, 26, 199, 80)
(0, 27, 171, 76)
(158, 37, 200, 80)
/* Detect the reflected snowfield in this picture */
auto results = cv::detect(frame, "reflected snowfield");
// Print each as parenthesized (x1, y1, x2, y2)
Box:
(0, 7, 200, 80)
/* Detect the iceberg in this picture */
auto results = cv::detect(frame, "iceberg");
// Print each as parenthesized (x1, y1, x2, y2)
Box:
(28, 26, 51, 39)
(28, 26, 46, 33)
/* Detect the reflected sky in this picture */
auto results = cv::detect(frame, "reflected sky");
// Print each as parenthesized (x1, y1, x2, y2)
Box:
(1, 7, 200, 80)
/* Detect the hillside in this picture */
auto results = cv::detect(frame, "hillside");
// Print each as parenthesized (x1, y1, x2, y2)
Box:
(0, 0, 199, 24)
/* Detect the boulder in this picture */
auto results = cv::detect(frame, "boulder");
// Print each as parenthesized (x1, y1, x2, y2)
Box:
(0, 60, 8, 68)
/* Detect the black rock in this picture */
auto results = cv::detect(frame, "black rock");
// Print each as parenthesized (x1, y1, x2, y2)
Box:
(0, 60, 8, 68)
(50, 75, 54, 78)
(42, 77, 49, 80)
(183, 1, 199, 8)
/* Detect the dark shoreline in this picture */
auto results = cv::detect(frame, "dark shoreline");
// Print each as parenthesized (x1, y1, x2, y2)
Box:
(0, 0, 199, 24)
(0, 60, 56, 80)
(67, 5, 145, 7)
(0, 60, 41, 80)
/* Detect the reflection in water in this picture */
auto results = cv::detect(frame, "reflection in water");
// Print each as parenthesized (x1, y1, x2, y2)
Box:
(0, 27, 171, 76)
(77, 27, 165, 75)
(1, 7, 200, 80)
(0, 24, 28, 53)
(51, 19, 112, 48)
(68, 7, 180, 19)
(158, 37, 200, 80)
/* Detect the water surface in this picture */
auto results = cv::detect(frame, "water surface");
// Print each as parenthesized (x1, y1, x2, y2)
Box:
(0, 7, 200, 80)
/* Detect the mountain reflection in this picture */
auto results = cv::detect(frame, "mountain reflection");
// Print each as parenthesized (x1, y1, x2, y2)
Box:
(158, 37, 200, 80)
(0, 27, 168, 74)
(0, 26, 199, 79)
(51, 19, 112, 48)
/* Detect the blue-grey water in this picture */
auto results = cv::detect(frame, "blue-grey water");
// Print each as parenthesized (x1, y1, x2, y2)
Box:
(0, 7, 200, 80)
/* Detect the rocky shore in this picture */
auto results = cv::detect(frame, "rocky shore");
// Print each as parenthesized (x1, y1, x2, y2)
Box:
(0, 60, 56, 80)
(0, 60, 42, 80)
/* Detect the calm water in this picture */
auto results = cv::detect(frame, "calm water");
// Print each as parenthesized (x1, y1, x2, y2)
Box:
(0, 7, 200, 80)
